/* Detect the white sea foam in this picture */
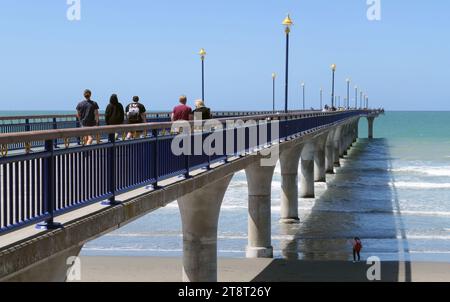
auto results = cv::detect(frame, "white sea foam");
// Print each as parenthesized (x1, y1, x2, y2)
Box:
(389, 181, 450, 189)
(391, 166, 450, 177)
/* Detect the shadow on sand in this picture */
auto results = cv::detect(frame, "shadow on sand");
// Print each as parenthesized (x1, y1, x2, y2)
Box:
(253, 138, 412, 282)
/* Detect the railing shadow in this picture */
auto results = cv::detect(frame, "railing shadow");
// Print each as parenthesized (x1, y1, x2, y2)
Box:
(252, 138, 412, 282)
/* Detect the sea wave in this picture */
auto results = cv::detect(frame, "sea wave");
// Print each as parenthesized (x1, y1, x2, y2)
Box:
(391, 166, 450, 177)
(389, 181, 450, 189)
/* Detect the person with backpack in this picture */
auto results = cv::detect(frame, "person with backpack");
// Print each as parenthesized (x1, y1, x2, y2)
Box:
(125, 96, 147, 139)
(352, 237, 363, 263)
(105, 94, 125, 125)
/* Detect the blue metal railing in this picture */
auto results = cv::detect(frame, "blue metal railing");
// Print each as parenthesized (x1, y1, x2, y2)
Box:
(0, 110, 367, 235)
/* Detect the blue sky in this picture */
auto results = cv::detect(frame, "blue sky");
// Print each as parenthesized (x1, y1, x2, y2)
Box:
(0, 0, 449, 111)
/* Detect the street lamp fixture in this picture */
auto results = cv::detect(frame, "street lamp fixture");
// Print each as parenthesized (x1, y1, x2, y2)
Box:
(199, 48, 207, 101)
(272, 73, 277, 112)
(331, 64, 336, 108)
(283, 14, 293, 113)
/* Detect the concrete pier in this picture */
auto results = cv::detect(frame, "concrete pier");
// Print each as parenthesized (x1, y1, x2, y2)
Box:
(333, 127, 342, 167)
(314, 135, 327, 182)
(279, 144, 303, 223)
(245, 162, 276, 258)
(300, 142, 315, 198)
(177, 174, 234, 282)
(325, 130, 335, 174)
(368, 116, 375, 139)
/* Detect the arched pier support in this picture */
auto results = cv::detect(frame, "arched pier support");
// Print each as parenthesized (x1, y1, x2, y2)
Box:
(279, 144, 303, 224)
(178, 174, 234, 282)
(314, 135, 327, 182)
(245, 162, 276, 258)
(300, 141, 315, 198)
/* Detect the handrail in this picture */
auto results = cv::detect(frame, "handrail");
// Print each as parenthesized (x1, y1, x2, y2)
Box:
(0, 110, 375, 235)
(0, 110, 373, 145)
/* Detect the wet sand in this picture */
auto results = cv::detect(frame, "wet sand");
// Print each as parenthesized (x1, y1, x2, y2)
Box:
(73, 256, 450, 282)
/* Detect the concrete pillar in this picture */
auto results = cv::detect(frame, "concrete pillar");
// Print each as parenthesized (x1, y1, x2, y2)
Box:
(279, 144, 303, 224)
(354, 119, 360, 143)
(3, 245, 83, 282)
(368, 117, 375, 139)
(245, 162, 276, 258)
(341, 125, 349, 157)
(333, 127, 342, 167)
(325, 130, 335, 174)
(314, 135, 327, 182)
(178, 174, 234, 282)
(300, 142, 315, 198)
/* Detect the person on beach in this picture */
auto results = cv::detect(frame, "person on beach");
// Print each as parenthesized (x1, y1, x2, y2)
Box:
(76, 89, 100, 145)
(352, 237, 363, 263)
(171, 95, 193, 122)
(125, 96, 147, 139)
(105, 94, 125, 126)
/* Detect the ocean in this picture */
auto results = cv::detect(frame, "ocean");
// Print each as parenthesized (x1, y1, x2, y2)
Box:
(4, 111, 450, 262)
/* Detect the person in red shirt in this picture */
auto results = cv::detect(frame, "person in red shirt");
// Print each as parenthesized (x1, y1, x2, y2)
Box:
(171, 95, 193, 121)
(352, 237, 363, 263)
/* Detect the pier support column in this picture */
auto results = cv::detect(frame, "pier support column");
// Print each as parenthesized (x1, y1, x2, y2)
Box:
(333, 126, 342, 167)
(178, 174, 234, 282)
(353, 119, 359, 143)
(300, 142, 315, 198)
(325, 130, 335, 174)
(279, 144, 303, 224)
(368, 117, 375, 139)
(341, 125, 349, 157)
(245, 162, 276, 258)
(314, 135, 327, 182)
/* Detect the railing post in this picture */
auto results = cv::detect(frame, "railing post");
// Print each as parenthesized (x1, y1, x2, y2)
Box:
(152, 129, 161, 189)
(76, 117, 81, 145)
(25, 118, 30, 132)
(53, 118, 59, 148)
(37, 140, 61, 230)
(107, 133, 118, 205)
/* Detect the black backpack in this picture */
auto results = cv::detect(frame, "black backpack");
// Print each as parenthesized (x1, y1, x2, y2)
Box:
(127, 103, 141, 122)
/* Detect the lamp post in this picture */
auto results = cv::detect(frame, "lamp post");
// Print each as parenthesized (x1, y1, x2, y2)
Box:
(320, 88, 323, 110)
(360, 91, 363, 109)
(346, 78, 350, 109)
(272, 73, 276, 112)
(199, 48, 207, 101)
(331, 64, 336, 108)
(355, 86, 358, 109)
(301, 82, 305, 110)
(283, 14, 293, 113)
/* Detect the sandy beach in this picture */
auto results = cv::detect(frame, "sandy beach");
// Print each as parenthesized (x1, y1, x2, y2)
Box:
(72, 256, 450, 282)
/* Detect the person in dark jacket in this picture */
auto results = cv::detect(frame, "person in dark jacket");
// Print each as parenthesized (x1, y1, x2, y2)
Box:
(192, 99, 212, 120)
(105, 94, 125, 125)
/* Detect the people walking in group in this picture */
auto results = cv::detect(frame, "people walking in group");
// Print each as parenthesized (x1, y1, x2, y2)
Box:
(76, 89, 100, 145)
(105, 94, 125, 125)
(352, 237, 363, 263)
(192, 99, 212, 120)
(171, 95, 193, 122)
(125, 96, 147, 139)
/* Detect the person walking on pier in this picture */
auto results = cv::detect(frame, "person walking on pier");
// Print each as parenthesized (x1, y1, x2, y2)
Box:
(76, 89, 100, 145)
(105, 94, 125, 126)
(193, 99, 212, 120)
(171, 95, 193, 122)
(125, 96, 147, 139)
(352, 237, 363, 263)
